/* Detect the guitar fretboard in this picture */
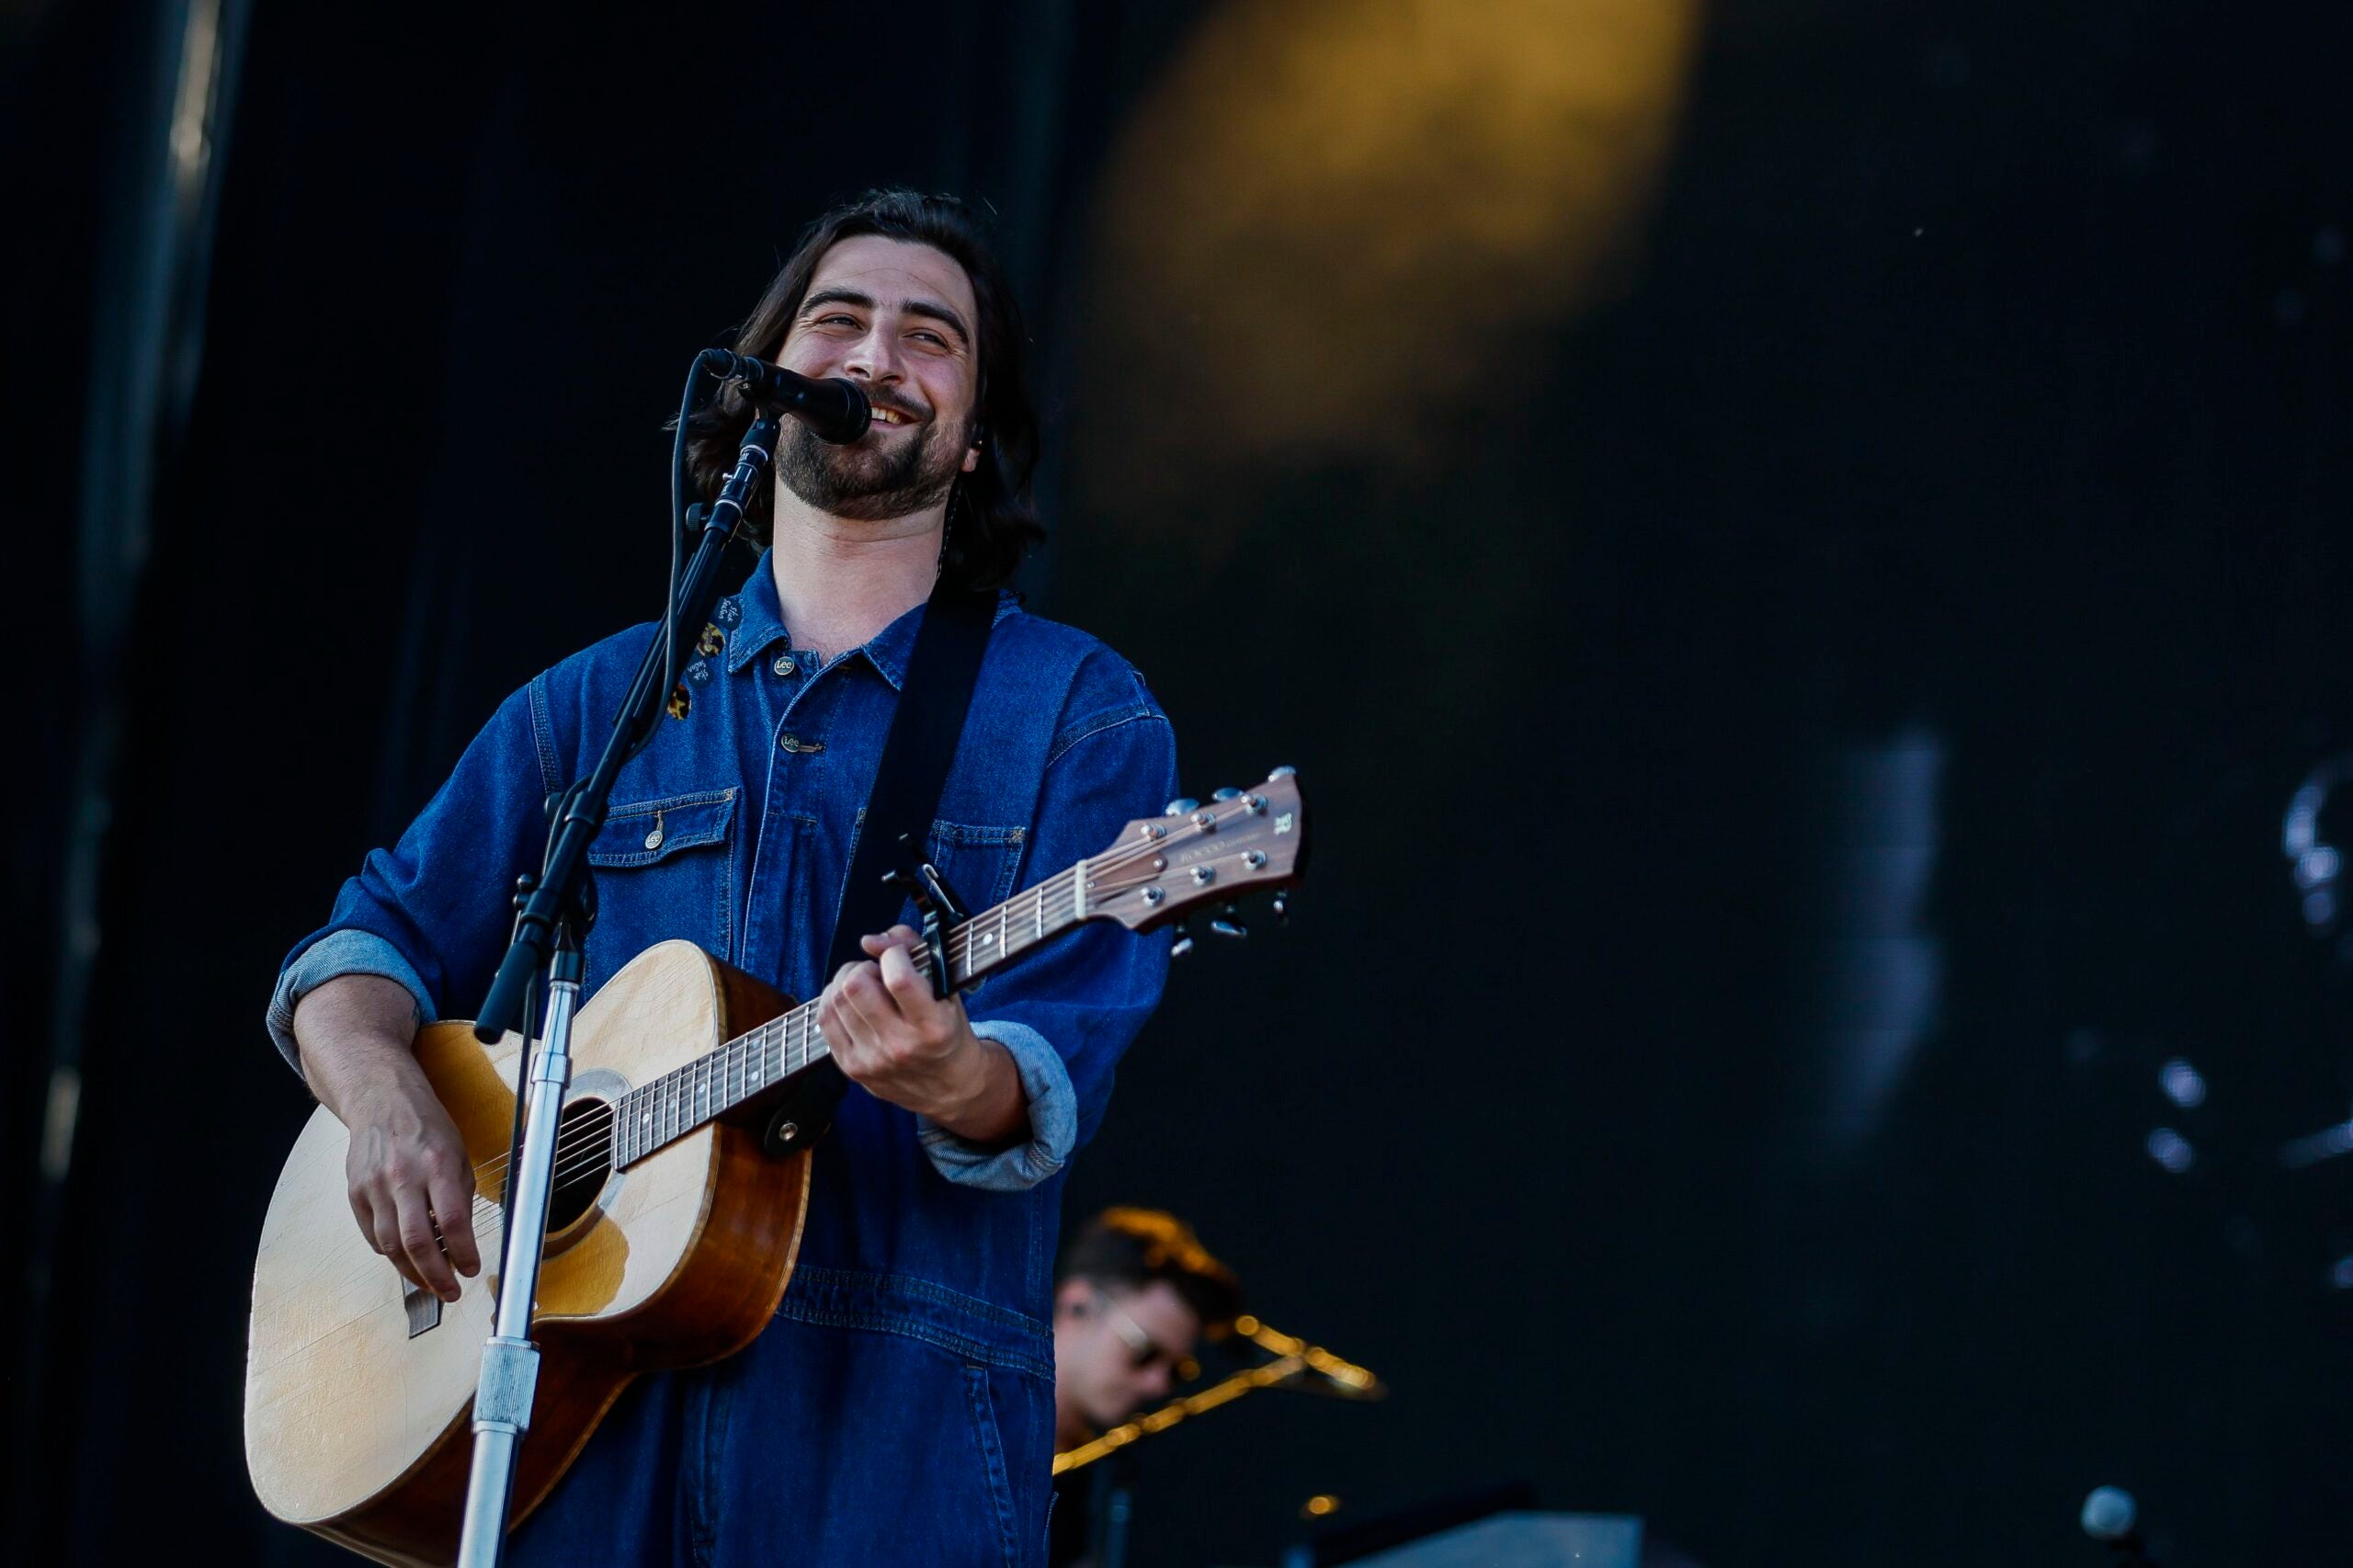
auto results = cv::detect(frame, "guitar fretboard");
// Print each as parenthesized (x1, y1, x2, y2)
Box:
(607, 857, 1099, 1166)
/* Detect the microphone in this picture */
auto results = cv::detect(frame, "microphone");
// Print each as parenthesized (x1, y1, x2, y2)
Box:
(1279, 1346, 1383, 1393)
(1233, 1317, 1386, 1402)
(712, 353, 870, 444)
(2080, 1486, 2156, 1566)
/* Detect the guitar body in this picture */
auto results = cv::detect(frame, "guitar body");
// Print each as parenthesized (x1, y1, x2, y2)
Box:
(244, 940, 813, 1567)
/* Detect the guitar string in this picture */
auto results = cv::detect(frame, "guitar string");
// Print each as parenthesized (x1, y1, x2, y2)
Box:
(455, 938, 1269, 1248)
(455, 874, 1067, 1197)
(457, 812, 1261, 1201)
(413, 805, 1290, 1269)
(455, 800, 1279, 1197)
(460, 844, 1206, 1203)
(459, 854, 1103, 1193)
(458, 881, 1090, 1199)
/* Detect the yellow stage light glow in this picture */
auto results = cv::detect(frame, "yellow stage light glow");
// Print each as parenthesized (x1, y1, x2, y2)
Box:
(1082, 0, 1700, 534)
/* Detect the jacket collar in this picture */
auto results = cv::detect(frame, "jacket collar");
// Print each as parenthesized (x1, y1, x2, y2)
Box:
(722, 551, 1018, 690)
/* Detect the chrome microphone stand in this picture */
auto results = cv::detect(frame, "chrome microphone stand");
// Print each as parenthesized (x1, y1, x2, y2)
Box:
(454, 916, 586, 1565)
(451, 404, 782, 1566)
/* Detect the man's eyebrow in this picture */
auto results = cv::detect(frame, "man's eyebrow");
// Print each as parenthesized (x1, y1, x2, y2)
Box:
(799, 287, 875, 317)
(902, 298, 971, 345)
(798, 287, 970, 346)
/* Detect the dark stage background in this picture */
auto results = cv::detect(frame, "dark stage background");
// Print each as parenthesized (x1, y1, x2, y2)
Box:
(7, 2, 2351, 1563)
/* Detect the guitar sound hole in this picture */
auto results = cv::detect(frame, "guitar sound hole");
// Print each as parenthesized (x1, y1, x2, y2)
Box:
(540, 1096, 616, 1236)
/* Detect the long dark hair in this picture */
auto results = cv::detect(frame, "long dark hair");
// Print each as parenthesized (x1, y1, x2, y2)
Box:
(685, 189, 1044, 591)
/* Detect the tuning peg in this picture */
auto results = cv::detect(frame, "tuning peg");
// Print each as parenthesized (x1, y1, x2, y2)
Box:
(1210, 903, 1247, 939)
(1271, 893, 1290, 926)
(1170, 921, 1194, 959)
(1211, 787, 1242, 801)
(1165, 797, 1199, 817)
(1267, 765, 1296, 781)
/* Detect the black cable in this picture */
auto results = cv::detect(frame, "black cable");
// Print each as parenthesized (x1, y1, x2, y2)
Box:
(626, 348, 731, 765)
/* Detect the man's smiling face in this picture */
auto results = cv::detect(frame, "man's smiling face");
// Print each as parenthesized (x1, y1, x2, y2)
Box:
(770, 233, 983, 522)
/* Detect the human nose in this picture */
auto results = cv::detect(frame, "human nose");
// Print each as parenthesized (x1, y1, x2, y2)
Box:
(838, 322, 905, 386)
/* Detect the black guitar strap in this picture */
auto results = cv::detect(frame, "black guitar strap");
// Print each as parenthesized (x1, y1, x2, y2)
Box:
(762, 575, 998, 1157)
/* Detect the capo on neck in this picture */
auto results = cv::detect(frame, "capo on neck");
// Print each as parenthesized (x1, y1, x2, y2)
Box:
(881, 834, 969, 999)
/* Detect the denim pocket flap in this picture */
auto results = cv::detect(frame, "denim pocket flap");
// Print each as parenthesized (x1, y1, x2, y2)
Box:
(587, 788, 737, 868)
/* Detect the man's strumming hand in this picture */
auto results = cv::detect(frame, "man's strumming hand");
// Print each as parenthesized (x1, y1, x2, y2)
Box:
(292, 973, 482, 1303)
(818, 925, 1028, 1146)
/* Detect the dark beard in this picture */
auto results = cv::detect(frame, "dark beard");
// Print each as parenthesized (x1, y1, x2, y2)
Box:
(776, 414, 965, 522)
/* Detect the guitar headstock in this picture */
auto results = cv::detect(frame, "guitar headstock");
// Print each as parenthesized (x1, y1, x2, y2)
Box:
(1085, 767, 1307, 935)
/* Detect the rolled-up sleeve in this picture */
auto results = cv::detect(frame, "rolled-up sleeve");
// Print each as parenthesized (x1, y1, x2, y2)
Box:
(915, 669, 1177, 1190)
(267, 928, 440, 1079)
(915, 1019, 1075, 1189)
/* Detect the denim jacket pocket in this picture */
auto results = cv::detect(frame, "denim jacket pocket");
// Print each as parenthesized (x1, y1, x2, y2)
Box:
(585, 788, 738, 971)
(922, 819, 1029, 915)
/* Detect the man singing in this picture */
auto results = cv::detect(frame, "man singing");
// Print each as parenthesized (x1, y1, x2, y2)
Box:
(267, 189, 1176, 1564)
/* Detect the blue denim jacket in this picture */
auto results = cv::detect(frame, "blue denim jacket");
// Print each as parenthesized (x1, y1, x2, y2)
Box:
(267, 556, 1176, 1563)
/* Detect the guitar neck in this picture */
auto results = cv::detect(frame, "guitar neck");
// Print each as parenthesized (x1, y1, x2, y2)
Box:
(608, 858, 1097, 1165)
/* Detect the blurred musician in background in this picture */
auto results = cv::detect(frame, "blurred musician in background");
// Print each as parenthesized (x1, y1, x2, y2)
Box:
(1050, 1207, 1243, 1565)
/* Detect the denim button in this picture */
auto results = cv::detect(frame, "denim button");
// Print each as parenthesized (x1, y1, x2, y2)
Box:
(779, 732, 823, 754)
(772, 654, 793, 676)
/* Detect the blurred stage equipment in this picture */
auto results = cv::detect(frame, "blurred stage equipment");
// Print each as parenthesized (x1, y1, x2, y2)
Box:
(2272, 756, 2353, 1276)
(1051, 1313, 1384, 1475)
(2079, 1485, 2157, 1566)
(1296, 1514, 1642, 1568)
(2279, 752, 2353, 941)
(19, 0, 248, 1544)
(1275, 1482, 1654, 1568)
(2278, 1111, 2353, 1172)
(2062, 762, 2353, 1292)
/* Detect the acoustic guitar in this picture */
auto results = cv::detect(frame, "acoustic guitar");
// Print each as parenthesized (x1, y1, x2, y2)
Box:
(244, 771, 1306, 1565)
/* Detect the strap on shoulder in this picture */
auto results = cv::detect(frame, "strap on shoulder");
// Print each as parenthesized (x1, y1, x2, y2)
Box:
(763, 580, 996, 1156)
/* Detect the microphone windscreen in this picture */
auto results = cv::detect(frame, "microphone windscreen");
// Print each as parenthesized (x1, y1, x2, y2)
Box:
(2080, 1485, 2138, 1540)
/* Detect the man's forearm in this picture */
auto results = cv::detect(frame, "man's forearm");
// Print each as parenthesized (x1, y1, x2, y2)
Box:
(292, 972, 431, 1127)
(292, 971, 482, 1298)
